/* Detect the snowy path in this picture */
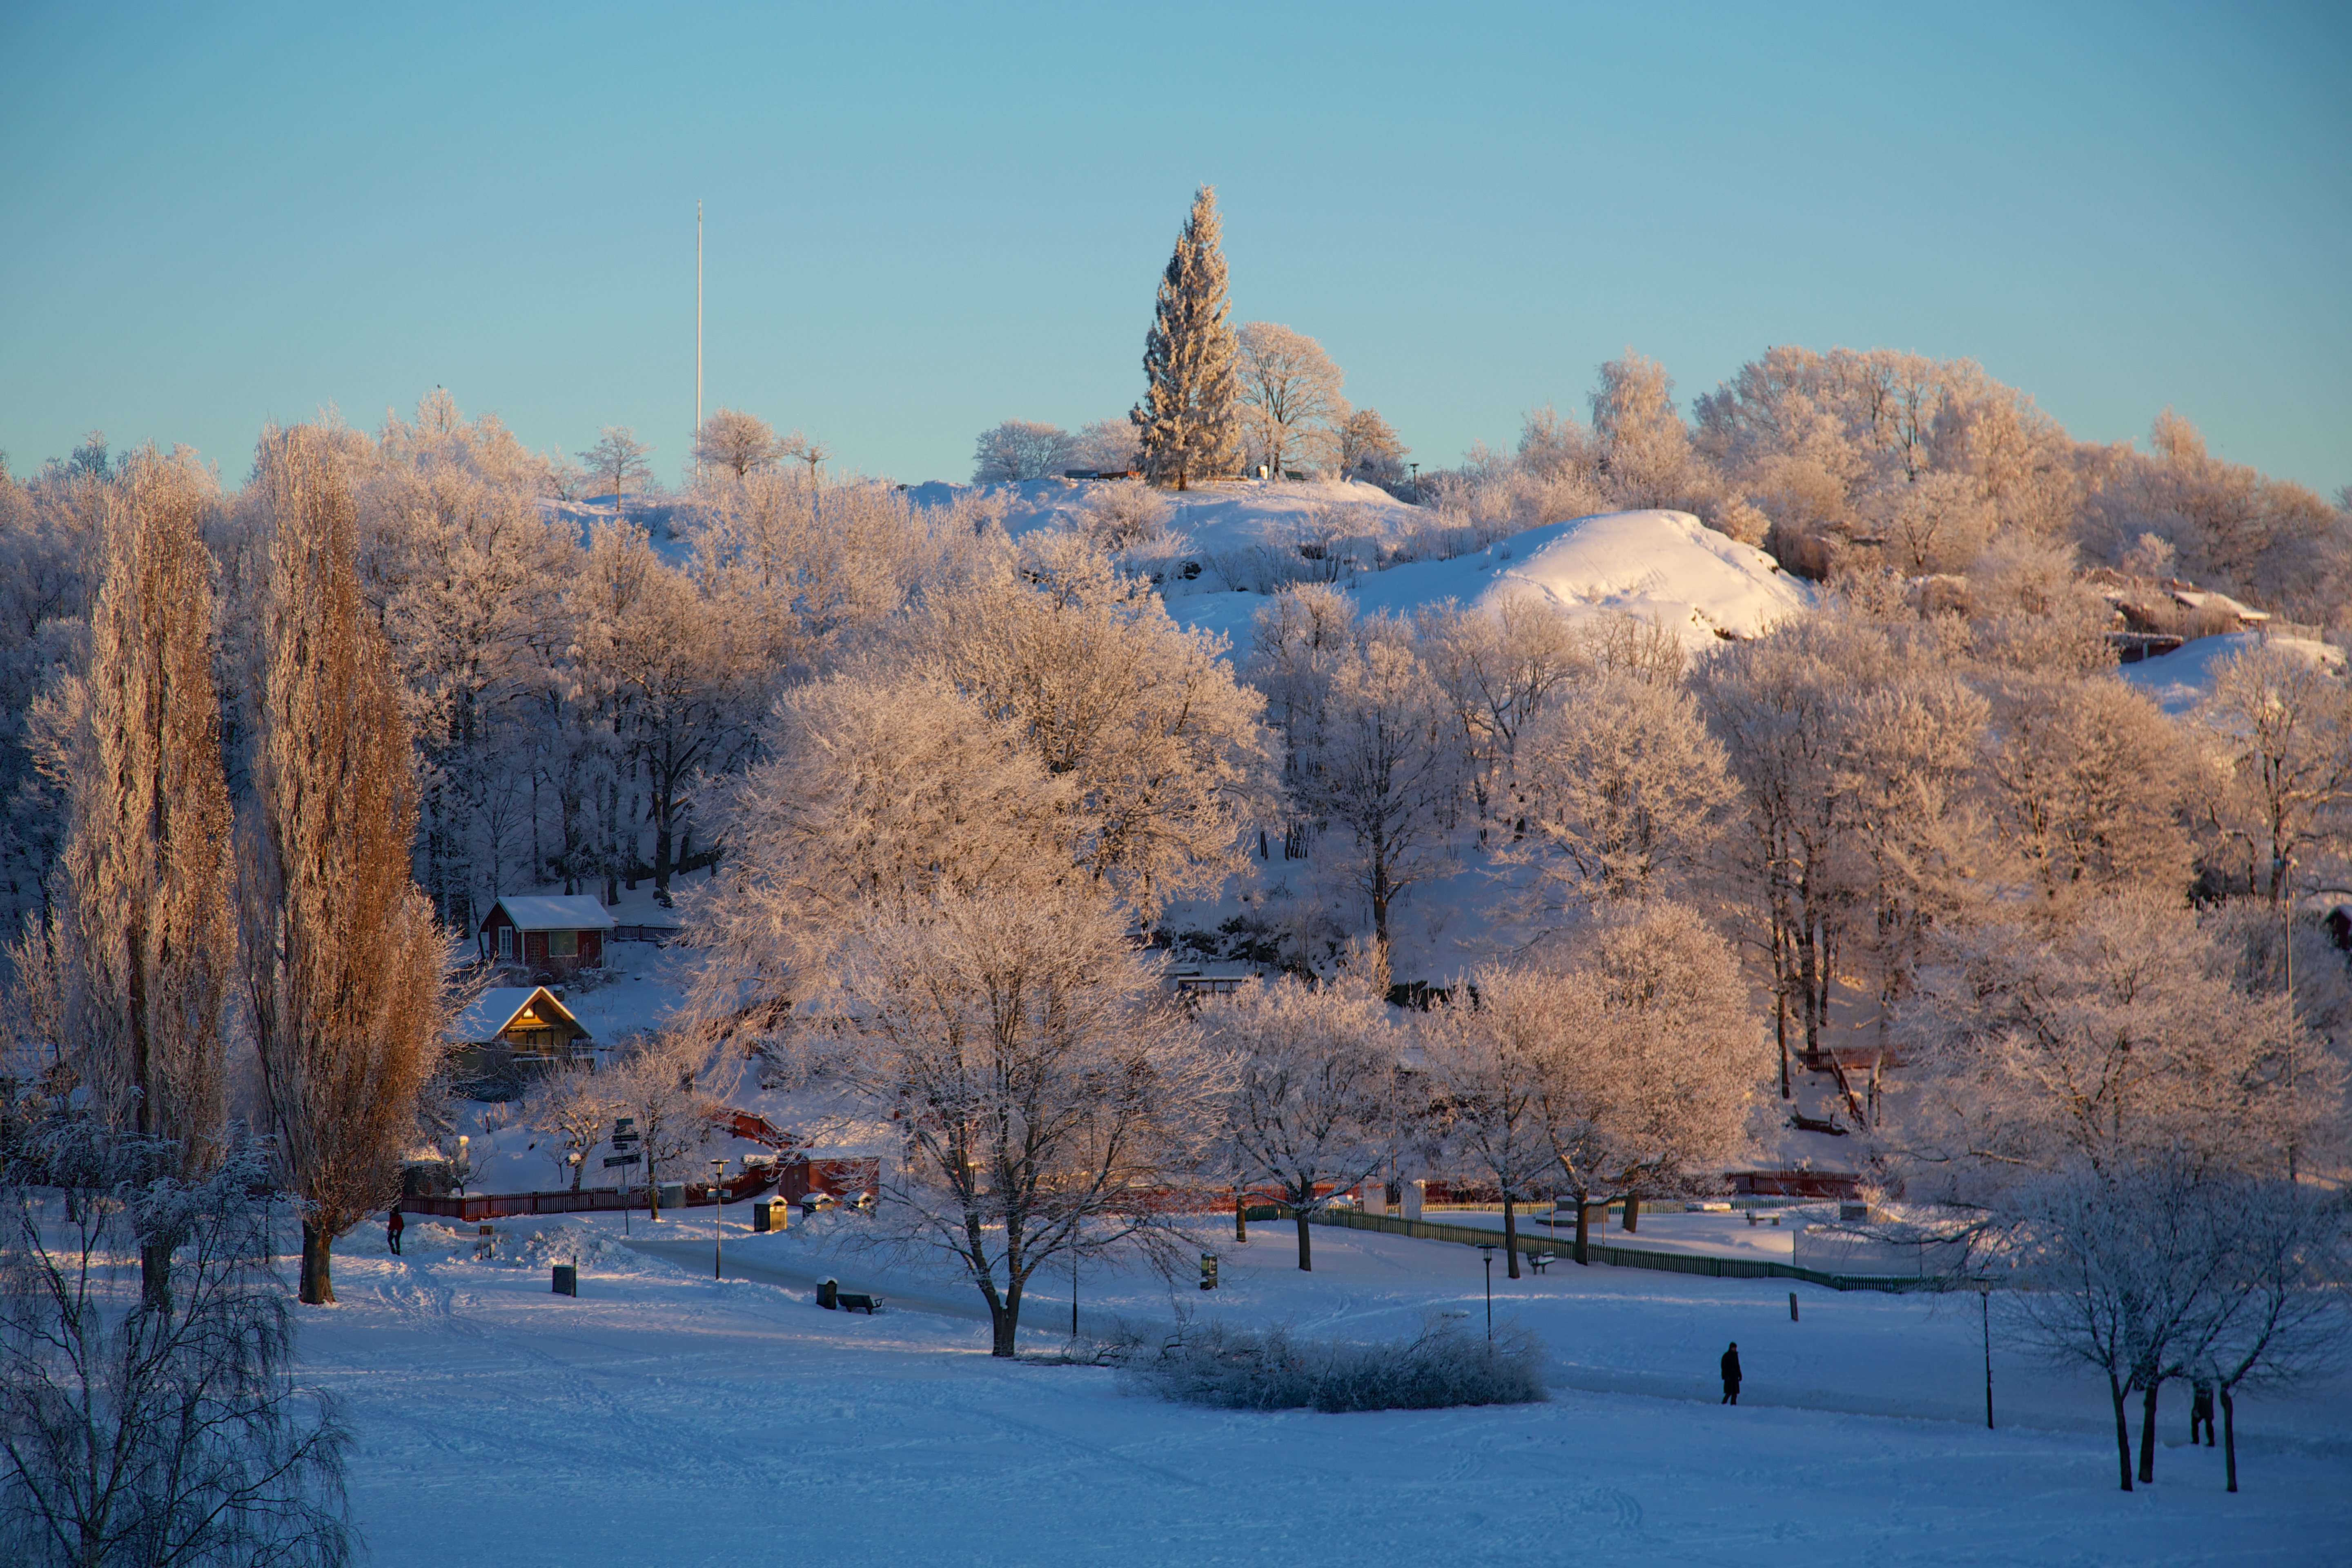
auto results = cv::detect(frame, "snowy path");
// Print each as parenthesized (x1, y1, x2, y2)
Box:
(300, 1215, 2347, 1567)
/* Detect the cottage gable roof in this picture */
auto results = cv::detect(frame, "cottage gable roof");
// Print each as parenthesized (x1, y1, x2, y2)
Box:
(451, 984, 591, 1044)
(485, 895, 617, 935)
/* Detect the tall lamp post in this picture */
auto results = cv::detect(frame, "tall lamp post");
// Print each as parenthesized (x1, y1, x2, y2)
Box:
(2281, 855, 2299, 1180)
(710, 1158, 728, 1280)
(1477, 1244, 1497, 1342)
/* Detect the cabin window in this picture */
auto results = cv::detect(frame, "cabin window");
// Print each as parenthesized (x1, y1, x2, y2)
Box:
(498, 926, 514, 960)
(548, 931, 579, 958)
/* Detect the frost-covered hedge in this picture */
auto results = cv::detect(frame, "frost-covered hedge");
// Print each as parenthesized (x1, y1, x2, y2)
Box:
(1119, 1316, 1549, 1412)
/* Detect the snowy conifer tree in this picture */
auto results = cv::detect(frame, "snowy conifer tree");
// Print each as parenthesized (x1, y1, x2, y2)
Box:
(1132, 186, 1242, 491)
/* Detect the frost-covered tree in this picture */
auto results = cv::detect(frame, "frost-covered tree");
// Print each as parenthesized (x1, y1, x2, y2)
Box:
(1338, 408, 1408, 486)
(1067, 418, 1142, 474)
(2192, 1179, 2351, 1493)
(1895, 891, 2339, 1193)
(573, 524, 762, 902)
(577, 425, 653, 503)
(353, 396, 580, 930)
(1236, 322, 1346, 477)
(1411, 599, 1584, 827)
(1552, 901, 1761, 1234)
(826, 887, 1228, 1355)
(0, 1129, 354, 1568)
(1423, 980, 1557, 1278)
(240, 427, 449, 1305)
(526, 1067, 624, 1192)
(971, 420, 1076, 483)
(606, 1032, 713, 1222)
(1133, 186, 1242, 490)
(1998, 1163, 2234, 1492)
(918, 536, 1272, 916)
(1981, 673, 2196, 906)
(1590, 352, 1695, 508)
(694, 667, 1078, 1013)
(692, 407, 788, 479)
(48, 449, 238, 1307)
(1210, 977, 1396, 1272)
(2194, 640, 2352, 904)
(1308, 626, 1454, 948)
(54, 450, 236, 1169)
(1512, 667, 1734, 907)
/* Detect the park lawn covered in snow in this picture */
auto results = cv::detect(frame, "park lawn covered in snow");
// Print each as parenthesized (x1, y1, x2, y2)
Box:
(303, 1212, 2345, 1567)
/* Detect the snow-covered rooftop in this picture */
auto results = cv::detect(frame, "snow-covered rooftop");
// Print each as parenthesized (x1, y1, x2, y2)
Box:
(451, 985, 590, 1044)
(488, 895, 617, 933)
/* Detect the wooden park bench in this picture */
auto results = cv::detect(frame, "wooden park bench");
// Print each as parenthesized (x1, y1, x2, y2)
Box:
(817, 1278, 882, 1314)
(1525, 1252, 1555, 1275)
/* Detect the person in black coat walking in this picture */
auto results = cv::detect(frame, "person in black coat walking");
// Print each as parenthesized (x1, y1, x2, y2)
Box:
(1720, 1342, 1742, 1405)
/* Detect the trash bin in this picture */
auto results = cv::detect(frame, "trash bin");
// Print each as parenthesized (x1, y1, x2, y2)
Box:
(1198, 1254, 1218, 1290)
(658, 1182, 685, 1212)
(753, 1198, 788, 1232)
(818, 1277, 840, 1310)
(552, 1264, 577, 1297)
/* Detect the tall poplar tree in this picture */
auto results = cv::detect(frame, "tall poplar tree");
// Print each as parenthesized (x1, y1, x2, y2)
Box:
(1132, 185, 1241, 491)
(241, 427, 447, 1305)
(57, 448, 238, 1304)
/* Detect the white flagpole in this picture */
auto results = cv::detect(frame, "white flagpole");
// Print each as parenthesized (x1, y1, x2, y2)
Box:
(695, 200, 704, 485)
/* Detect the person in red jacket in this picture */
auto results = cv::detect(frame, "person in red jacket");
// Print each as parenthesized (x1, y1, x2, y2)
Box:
(1720, 1342, 1742, 1405)
(387, 1206, 405, 1256)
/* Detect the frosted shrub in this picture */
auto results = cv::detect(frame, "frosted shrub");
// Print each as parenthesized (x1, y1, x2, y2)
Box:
(1080, 481, 1174, 549)
(1120, 1316, 1549, 1412)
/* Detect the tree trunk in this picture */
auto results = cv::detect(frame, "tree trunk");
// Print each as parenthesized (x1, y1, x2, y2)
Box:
(140, 1240, 174, 1314)
(2107, 1373, 2134, 1491)
(1294, 1207, 1312, 1272)
(990, 1285, 1022, 1356)
(2219, 1383, 2237, 1493)
(299, 1220, 336, 1306)
(1621, 1196, 1638, 1233)
(2138, 1376, 2161, 1484)
(1777, 987, 1791, 1099)
(1573, 1192, 1590, 1266)
(1503, 1195, 1520, 1279)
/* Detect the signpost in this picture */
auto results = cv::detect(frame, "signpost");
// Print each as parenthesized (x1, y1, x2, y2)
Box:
(610, 1118, 640, 1234)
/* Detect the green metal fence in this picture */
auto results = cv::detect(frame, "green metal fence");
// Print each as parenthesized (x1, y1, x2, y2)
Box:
(1307, 1206, 1946, 1294)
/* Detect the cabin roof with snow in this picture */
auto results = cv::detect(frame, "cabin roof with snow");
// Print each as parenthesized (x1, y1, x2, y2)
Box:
(481, 895, 617, 935)
(451, 985, 592, 1047)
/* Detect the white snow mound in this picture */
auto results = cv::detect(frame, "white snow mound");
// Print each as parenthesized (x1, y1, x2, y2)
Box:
(1349, 508, 1814, 650)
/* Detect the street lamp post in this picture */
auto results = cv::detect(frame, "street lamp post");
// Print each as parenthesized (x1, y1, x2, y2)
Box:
(710, 1158, 728, 1280)
(1477, 1244, 1497, 1342)
(1408, 462, 1420, 503)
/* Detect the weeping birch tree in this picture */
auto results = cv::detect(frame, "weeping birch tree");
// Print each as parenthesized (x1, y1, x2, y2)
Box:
(241, 427, 448, 1306)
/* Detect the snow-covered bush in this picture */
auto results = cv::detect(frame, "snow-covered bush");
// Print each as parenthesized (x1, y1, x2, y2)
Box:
(1078, 481, 1173, 549)
(1120, 1314, 1549, 1412)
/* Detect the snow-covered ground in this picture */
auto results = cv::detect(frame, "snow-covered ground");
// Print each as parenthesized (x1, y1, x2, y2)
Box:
(305, 1209, 2347, 1567)
(2119, 630, 2346, 716)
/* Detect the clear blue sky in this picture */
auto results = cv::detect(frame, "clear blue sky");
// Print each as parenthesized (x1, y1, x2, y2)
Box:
(4, 2, 2346, 496)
